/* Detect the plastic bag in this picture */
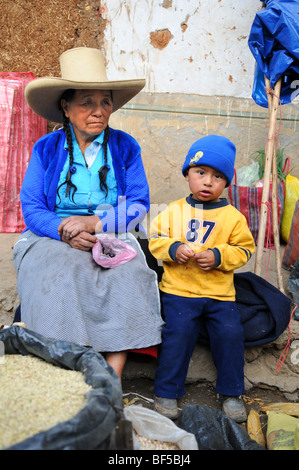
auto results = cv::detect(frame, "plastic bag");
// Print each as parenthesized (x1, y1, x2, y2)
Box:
(92, 234, 137, 268)
(124, 405, 198, 450)
(248, 0, 299, 107)
(236, 161, 260, 187)
(251, 62, 296, 108)
(0, 326, 124, 450)
(281, 174, 299, 242)
(178, 404, 265, 450)
(266, 411, 299, 451)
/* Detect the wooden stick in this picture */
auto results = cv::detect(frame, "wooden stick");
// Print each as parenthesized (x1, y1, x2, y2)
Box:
(262, 76, 285, 291)
(262, 76, 285, 292)
(271, 141, 285, 293)
(254, 77, 282, 277)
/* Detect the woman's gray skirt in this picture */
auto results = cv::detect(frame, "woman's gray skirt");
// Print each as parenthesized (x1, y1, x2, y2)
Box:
(13, 231, 164, 352)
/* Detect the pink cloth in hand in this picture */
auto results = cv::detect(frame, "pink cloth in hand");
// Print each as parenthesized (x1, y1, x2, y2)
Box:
(92, 235, 137, 268)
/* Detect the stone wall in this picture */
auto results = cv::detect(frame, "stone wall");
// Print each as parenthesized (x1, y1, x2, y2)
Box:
(109, 92, 299, 206)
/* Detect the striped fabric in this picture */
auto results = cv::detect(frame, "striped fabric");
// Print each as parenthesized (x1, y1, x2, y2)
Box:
(228, 181, 285, 248)
(0, 73, 47, 232)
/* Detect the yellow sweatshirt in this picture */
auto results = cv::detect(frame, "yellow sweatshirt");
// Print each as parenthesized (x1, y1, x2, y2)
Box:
(149, 195, 255, 301)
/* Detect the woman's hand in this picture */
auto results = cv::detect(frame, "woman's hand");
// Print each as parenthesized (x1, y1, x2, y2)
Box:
(61, 231, 98, 251)
(58, 215, 103, 240)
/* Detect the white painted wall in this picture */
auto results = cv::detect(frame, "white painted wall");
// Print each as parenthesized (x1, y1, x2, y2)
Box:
(101, 0, 261, 98)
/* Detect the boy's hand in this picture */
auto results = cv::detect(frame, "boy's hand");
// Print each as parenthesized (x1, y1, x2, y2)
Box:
(175, 244, 195, 264)
(194, 250, 215, 270)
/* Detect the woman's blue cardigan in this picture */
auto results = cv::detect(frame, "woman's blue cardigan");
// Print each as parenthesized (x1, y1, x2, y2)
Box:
(20, 128, 150, 240)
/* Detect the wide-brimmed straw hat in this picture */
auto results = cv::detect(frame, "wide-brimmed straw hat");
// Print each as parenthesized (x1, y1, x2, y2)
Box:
(25, 47, 146, 123)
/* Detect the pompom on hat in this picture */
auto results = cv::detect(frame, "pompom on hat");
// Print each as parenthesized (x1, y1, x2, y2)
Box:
(25, 47, 146, 123)
(182, 135, 236, 187)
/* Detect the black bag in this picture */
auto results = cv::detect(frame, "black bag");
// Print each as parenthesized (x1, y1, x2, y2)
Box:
(178, 403, 265, 451)
(198, 272, 292, 348)
(0, 327, 128, 450)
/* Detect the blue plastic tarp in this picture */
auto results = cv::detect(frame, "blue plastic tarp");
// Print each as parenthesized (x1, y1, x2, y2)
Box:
(248, 0, 299, 107)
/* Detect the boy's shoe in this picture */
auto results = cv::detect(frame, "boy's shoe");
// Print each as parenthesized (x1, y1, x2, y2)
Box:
(154, 396, 178, 420)
(218, 394, 247, 423)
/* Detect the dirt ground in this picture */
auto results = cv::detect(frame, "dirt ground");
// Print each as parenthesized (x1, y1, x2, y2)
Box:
(121, 373, 289, 437)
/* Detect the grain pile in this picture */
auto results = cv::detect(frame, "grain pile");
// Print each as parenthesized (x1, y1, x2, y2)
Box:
(134, 432, 180, 450)
(0, 354, 92, 449)
(123, 398, 182, 450)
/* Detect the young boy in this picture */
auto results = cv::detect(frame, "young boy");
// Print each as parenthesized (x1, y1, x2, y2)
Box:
(149, 135, 255, 422)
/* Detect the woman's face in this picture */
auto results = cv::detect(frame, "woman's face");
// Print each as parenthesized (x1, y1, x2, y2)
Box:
(61, 89, 113, 144)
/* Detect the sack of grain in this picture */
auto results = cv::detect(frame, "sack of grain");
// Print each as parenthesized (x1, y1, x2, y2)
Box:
(0, 326, 123, 450)
(124, 405, 198, 450)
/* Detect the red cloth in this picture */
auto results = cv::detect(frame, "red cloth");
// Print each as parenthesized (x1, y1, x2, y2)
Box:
(130, 346, 158, 358)
(0, 72, 47, 232)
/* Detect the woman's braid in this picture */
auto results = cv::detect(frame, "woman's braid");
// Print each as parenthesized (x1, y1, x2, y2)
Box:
(56, 113, 78, 203)
(98, 125, 110, 197)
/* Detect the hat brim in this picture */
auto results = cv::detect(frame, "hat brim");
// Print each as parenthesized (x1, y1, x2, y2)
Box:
(25, 77, 146, 123)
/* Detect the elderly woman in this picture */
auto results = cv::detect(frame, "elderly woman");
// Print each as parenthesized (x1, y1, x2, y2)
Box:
(13, 47, 163, 378)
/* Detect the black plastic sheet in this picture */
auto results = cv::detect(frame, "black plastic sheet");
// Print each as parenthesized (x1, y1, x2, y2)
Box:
(0, 327, 124, 450)
(178, 404, 265, 451)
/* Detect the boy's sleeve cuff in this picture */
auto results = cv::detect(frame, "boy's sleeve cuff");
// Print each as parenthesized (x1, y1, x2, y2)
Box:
(209, 248, 221, 267)
(169, 242, 184, 261)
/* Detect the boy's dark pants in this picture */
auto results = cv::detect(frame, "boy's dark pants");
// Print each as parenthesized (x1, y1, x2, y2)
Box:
(154, 293, 245, 399)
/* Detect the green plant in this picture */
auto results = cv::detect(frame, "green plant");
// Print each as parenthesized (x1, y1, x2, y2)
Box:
(252, 146, 289, 182)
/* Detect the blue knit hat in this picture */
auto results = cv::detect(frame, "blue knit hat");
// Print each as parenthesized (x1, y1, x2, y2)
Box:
(182, 135, 236, 187)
